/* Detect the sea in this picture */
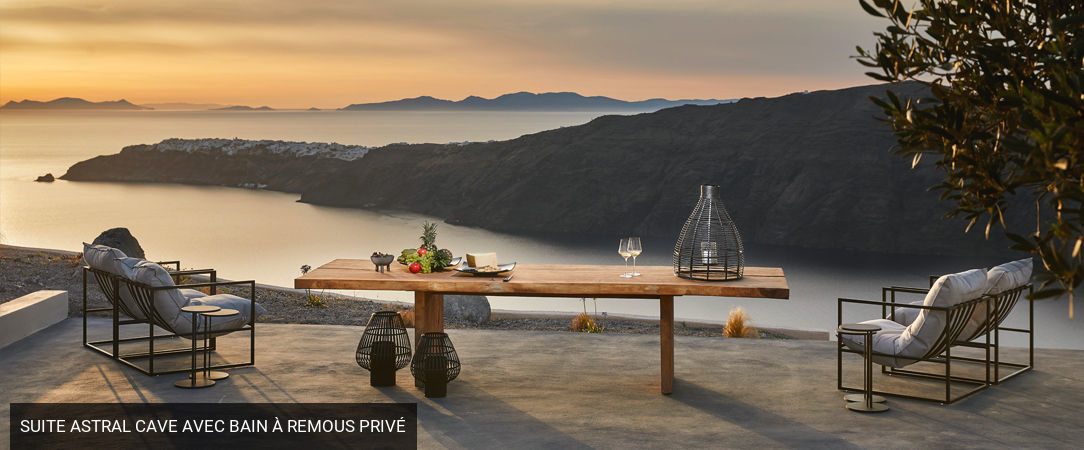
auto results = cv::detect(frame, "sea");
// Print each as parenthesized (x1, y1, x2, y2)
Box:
(1, 109, 1080, 349)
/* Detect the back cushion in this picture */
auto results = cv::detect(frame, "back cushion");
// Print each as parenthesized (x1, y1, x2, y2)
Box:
(84, 243, 151, 320)
(896, 268, 987, 358)
(955, 258, 1035, 341)
(129, 260, 191, 332)
(986, 258, 1033, 295)
(82, 243, 128, 275)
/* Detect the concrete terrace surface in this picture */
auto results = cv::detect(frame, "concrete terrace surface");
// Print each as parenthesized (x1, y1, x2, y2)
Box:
(2, 319, 1083, 448)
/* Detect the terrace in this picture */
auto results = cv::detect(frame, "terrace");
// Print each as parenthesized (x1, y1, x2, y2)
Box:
(2, 317, 1082, 447)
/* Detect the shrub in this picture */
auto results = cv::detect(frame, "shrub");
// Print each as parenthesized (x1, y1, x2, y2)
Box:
(724, 307, 758, 338)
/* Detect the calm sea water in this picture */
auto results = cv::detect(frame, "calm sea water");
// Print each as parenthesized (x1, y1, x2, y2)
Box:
(2, 110, 1080, 349)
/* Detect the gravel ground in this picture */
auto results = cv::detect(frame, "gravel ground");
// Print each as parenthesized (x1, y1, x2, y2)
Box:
(1, 244, 785, 339)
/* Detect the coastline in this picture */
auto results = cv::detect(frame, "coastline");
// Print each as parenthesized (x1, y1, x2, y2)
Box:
(0, 243, 821, 340)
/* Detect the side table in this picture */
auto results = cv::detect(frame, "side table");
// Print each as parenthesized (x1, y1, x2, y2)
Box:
(175, 305, 220, 389)
(199, 308, 240, 381)
(838, 323, 888, 413)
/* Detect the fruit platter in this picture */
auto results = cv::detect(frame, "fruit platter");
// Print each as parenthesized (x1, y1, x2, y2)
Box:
(395, 221, 460, 273)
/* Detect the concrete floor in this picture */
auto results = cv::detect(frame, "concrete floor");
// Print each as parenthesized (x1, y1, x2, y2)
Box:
(2, 318, 1083, 449)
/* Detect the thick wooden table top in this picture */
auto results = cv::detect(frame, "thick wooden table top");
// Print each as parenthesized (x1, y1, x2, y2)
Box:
(295, 259, 789, 299)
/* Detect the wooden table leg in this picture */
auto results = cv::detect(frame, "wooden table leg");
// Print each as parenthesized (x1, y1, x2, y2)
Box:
(660, 295, 674, 395)
(414, 291, 445, 388)
(413, 291, 445, 343)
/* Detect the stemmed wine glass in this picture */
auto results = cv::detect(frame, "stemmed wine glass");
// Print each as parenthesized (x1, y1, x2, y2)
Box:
(627, 237, 642, 276)
(618, 238, 633, 278)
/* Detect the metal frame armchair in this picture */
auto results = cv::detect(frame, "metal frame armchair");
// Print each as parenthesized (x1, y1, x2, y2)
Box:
(838, 291, 991, 405)
(82, 255, 258, 376)
(892, 277, 1034, 385)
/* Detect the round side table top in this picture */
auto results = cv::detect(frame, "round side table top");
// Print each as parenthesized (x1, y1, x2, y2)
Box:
(181, 305, 221, 314)
(839, 323, 881, 333)
(201, 308, 239, 317)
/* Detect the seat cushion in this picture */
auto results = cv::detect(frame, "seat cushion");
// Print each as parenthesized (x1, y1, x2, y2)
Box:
(179, 289, 206, 302)
(186, 294, 268, 337)
(840, 319, 916, 367)
(886, 300, 924, 327)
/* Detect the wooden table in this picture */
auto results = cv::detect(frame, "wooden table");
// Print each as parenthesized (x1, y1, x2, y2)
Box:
(295, 260, 789, 394)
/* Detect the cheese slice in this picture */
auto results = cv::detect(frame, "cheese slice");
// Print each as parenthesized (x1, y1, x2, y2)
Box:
(466, 252, 497, 268)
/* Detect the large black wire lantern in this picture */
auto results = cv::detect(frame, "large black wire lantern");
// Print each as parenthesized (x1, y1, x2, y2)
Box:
(673, 184, 744, 281)
(356, 311, 412, 386)
(410, 332, 461, 398)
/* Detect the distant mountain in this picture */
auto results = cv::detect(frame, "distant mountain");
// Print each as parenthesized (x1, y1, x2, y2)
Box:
(1, 97, 149, 110)
(213, 105, 275, 111)
(341, 92, 733, 111)
(142, 102, 226, 111)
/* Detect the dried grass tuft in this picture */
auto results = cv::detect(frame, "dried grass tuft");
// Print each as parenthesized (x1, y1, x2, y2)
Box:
(571, 313, 595, 332)
(724, 307, 759, 338)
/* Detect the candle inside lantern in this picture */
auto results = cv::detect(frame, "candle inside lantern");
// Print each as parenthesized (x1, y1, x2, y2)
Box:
(700, 241, 718, 265)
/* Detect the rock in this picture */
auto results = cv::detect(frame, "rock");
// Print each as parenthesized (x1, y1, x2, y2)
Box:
(35, 173, 54, 182)
(91, 227, 146, 259)
(444, 295, 491, 325)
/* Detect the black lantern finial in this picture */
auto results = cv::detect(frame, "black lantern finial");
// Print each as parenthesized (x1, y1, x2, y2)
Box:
(356, 311, 412, 386)
(673, 184, 744, 281)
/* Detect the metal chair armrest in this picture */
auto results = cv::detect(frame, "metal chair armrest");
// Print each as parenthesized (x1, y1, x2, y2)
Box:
(170, 269, 217, 277)
(156, 261, 182, 271)
(166, 280, 256, 290)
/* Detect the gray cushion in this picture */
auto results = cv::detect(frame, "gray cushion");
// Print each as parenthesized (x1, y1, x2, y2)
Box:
(844, 268, 987, 367)
(986, 258, 1033, 295)
(82, 243, 128, 275)
(129, 260, 189, 330)
(83, 243, 150, 320)
(129, 260, 266, 336)
(955, 258, 1034, 341)
(887, 299, 924, 327)
(187, 294, 268, 336)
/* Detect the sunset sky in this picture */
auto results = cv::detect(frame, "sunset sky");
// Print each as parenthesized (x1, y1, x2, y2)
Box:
(0, 0, 884, 109)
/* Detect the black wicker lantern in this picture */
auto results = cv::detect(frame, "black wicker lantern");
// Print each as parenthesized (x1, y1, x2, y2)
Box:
(410, 332, 461, 398)
(673, 184, 744, 281)
(356, 311, 412, 386)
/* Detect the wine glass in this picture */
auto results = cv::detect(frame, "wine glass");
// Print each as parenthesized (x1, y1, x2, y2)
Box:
(627, 237, 642, 276)
(618, 238, 632, 278)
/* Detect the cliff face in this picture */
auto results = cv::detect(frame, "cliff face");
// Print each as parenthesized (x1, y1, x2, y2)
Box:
(61, 138, 369, 193)
(62, 83, 1020, 256)
(303, 82, 1015, 255)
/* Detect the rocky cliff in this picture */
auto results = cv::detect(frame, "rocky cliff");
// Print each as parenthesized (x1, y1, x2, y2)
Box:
(62, 138, 369, 193)
(62, 83, 1021, 256)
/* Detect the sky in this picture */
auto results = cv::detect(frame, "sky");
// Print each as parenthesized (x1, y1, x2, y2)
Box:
(0, 0, 886, 109)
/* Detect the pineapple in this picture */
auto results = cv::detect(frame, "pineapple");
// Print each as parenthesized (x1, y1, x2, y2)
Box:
(421, 221, 438, 252)
(419, 221, 452, 268)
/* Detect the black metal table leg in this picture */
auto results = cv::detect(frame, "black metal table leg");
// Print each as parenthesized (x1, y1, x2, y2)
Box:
(839, 324, 888, 413)
(200, 308, 241, 381)
(175, 305, 220, 389)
